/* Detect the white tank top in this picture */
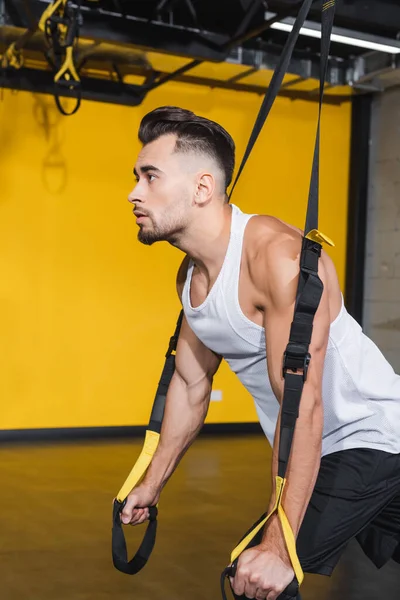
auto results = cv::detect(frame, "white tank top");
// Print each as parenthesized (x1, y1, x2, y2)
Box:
(182, 204, 400, 457)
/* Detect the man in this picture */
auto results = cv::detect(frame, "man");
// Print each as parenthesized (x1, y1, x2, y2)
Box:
(121, 106, 400, 600)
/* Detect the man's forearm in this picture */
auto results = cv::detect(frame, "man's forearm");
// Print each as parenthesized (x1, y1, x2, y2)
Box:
(143, 372, 210, 492)
(262, 393, 323, 555)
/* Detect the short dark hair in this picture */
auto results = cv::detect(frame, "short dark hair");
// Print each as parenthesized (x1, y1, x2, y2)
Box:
(138, 106, 235, 191)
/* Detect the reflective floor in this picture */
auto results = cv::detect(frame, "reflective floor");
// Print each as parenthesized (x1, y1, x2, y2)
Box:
(0, 434, 399, 599)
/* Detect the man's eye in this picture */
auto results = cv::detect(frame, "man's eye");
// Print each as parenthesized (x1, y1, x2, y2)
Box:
(148, 174, 156, 182)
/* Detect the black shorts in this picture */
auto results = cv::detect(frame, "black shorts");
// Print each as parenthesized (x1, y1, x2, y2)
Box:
(233, 449, 400, 577)
(230, 448, 400, 600)
(297, 448, 400, 575)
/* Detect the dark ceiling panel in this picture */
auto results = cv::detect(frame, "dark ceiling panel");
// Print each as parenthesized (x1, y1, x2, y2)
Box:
(1, 0, 399, 105)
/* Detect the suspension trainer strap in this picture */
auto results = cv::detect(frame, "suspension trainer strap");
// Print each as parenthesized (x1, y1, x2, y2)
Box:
(221, 2, 336, 599)
(112, 0, 336, 585)
(229, 0, 314, 200)
(280, 0, 336, 484)
(112, 311, 184, 575)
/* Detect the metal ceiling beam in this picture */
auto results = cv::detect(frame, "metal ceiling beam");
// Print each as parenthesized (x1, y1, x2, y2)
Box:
(6, 0, 340, 66)
(22, 0, 232, 60)
(174, 71, 349, 104)
(348, 51, 400, 92)
(0, 62, 350, 105)
(0, 21, 348, 87)
(0, 1, 349, 109)
(228, 46, 346, 87)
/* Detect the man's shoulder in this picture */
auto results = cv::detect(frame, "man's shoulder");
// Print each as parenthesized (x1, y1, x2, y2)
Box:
(244, 214, 303, 263)
(244, 215, 311, 306)
(244, 214, 338, 306)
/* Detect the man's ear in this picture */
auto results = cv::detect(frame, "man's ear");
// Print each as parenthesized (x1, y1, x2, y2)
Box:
(194, 172, 215, 206)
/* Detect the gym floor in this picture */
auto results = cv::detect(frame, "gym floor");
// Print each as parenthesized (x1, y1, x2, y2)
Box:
(0, 434, 398, 600)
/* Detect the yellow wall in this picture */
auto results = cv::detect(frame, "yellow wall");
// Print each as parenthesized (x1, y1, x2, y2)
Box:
(0, 82, 351, 430)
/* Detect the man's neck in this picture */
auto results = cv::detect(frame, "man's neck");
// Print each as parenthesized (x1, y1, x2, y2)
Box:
(172, 203, 233, 281)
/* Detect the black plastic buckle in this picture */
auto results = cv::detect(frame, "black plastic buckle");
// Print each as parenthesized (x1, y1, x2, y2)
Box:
(282, 351, 311, 382)
(165, 335, 178, 358)
(300, 238, 322, 274)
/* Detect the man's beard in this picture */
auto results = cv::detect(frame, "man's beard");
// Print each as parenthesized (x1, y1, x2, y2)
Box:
(137, 218, 182, 246)
(138, 225, 164, 245)
(137, 205, 187, 246)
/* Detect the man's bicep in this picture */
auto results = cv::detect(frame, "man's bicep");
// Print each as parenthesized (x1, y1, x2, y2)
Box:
(263, 250, 330, 406)
(175, 315, 221, 389)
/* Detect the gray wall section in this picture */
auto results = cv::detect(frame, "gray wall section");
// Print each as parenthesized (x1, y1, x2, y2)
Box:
(364, 87, 400, 372)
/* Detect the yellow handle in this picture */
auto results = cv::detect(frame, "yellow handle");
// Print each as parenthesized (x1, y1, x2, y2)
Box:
(54, 46, 80, 84)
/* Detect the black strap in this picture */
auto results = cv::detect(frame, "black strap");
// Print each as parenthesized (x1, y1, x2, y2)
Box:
(112, 310, 183, 575)
(279, 0, 335, 481)
(221, 2, 336, 598)
(305, 0, 336, 236)
(112, 502, 158, 575)
(149, 310, 184, 433)
(229, 0, 315, 200)
(54, 87, 81, 116)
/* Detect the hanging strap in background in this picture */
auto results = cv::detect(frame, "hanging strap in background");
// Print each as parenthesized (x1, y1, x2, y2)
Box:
(112, 311, 183, 575)
(221, 2, 336, 599)
(39, 0, 82, 116)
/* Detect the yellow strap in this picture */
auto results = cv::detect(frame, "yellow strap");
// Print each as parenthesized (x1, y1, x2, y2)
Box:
(54, 46, 80, 84)
(230, 476, 283, 563)
(230, 476, 304, 586)
(1, 43, 24, 69)
(230, 513, 270, 563)
(277, 503, 304, 585)
(38, 0, 67, 32)
(116, 430, 160, 503)
(305, 229, 335, 247)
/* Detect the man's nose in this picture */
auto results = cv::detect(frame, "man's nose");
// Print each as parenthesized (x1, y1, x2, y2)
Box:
(128, 185, 142, 205)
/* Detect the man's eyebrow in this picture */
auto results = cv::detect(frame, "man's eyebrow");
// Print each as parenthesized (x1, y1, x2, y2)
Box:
(133, 164, 162, 176)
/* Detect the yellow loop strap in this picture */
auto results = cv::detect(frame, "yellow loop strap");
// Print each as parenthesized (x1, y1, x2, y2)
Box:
(54, 46, 80, 84)
(230, 476, 304, 586)
(305, 229, 335, 247)
(39, 0, 67, 32)
(116, 430, 160, 503)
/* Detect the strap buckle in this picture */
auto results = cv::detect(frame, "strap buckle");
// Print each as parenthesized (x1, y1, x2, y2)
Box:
(282, 350, 311, 382)
(166, 334, 178, 357)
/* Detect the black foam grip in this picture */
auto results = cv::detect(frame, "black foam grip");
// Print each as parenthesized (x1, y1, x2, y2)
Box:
(112, 499, 158, 575)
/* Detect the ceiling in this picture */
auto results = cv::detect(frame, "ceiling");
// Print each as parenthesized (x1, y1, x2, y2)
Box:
(1, 0, 400, 107)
